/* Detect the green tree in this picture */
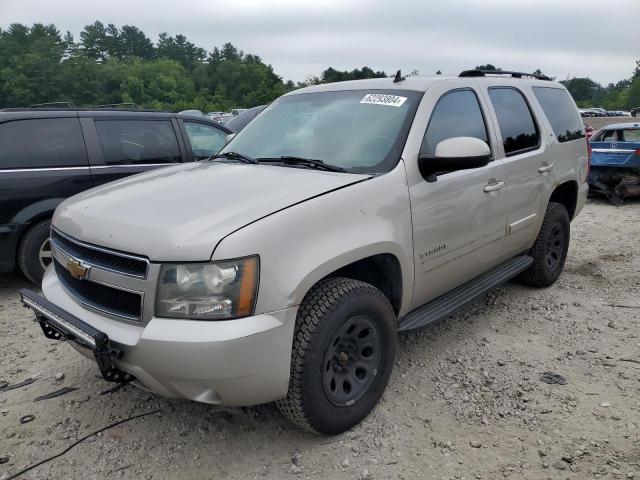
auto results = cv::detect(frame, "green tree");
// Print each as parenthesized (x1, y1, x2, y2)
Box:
(120, 26, 154, 59)
(80, 21, 109, 62)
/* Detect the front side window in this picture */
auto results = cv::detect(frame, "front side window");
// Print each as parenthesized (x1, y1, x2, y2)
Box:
(184, 122, 227, 159)
(220, 90, 422, 174)
(420, 89, 489, 156)
(95, 120, 181, 165)
(488, 88, 539, 155)
(0, 118, 87, 169)
(532, 87, 584, 143)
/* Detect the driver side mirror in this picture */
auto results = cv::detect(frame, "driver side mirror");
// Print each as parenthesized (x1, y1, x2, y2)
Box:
(418, 137, 491, 182)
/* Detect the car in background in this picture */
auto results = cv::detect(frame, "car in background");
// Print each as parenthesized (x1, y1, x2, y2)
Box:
(205, 111, 225, 120)
(606, 110, 631, 117)
(230, 108, 247, 117)
(588, 122, 640, 203)
(631, 107, 640, 117)
(210, 113, 234, 125)
(588, 108, 609, 117)
(579, 109, 596, 117)
(0, 108, 232, 283)
(178, 109, 205, 117)
(225, 105, 267, 132)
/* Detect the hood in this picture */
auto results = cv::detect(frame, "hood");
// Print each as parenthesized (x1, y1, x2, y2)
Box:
(53, 162, 369, 261)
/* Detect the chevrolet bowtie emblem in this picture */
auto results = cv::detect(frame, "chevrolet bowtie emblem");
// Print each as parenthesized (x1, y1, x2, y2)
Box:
(66, 258, 90, 280)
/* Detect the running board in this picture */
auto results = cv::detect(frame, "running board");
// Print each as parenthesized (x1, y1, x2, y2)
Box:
(398, 255, 533, 332)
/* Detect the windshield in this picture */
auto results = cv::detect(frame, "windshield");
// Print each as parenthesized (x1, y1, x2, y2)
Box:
(220, 89, 422, 173)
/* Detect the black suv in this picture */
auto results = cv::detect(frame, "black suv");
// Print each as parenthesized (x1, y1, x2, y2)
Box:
(0, 108, 232, 283)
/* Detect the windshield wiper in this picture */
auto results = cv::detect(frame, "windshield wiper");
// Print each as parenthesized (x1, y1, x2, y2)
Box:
(210, 151, 258, 164)
(256, 156, 347, 173)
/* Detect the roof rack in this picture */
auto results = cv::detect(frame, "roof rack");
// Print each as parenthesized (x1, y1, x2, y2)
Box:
(30, 101, 75, 108)
(459, 70, 552, 81)
(92, 102, 138, 109)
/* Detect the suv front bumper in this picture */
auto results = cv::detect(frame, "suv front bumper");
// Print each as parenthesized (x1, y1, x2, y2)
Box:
(23, 268, 297, 406)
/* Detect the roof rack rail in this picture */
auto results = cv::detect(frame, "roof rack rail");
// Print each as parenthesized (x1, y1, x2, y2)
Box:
(92, 102, 138, 109)
(459, 70, 552, 81)
(30, 101, 75, 108)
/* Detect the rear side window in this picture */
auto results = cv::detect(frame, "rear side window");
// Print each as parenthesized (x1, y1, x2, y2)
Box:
(95, 120, 181, 165)
(488, 88, 539, 155)
(533, 87, 584, 142)
(0, 118, 87, 169)
(421, 89, 489, 155)
(622, 129, 640, 141)
(184, 122, 227, 159)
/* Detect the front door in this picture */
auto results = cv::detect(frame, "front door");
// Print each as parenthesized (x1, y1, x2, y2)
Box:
(407, 85, 509, 309)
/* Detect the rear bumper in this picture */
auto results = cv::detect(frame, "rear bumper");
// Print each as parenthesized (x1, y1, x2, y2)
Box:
(33, 267, 297, 406)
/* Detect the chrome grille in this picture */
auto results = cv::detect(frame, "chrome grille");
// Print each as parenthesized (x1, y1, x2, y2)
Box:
(50, 228, 149, 322)
(54, 259, 142, 320)
(51, 229, 148, 278)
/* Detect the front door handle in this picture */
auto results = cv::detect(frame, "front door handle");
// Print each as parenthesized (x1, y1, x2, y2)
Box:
(538, 162, 554, 174)
(484, 180, 505, 194)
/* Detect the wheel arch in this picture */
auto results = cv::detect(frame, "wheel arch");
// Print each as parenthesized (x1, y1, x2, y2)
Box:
(548, 180, 579, 220)
(322, 253, 403, 316)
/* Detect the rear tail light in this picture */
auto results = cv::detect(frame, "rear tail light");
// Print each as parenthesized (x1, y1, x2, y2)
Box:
(635, 148, 640, 156)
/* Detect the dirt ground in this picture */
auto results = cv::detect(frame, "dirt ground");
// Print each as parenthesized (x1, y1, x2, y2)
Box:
(1, 197, 639, 480)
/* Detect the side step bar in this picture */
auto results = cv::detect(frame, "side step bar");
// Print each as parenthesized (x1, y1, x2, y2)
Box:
(398, 255, 533, 332)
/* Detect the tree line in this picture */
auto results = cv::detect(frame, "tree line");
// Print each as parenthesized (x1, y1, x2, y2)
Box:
(560, 64, 640, 110)
(1, 22, 638, 112)
(0, 21, 388, 112)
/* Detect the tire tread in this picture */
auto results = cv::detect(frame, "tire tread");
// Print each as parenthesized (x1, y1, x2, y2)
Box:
(276, 277, 391, 434)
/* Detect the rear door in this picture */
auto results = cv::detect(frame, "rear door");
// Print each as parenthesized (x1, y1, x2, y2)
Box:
(81, 114, 187, 187)
(480, 85, 552, 256)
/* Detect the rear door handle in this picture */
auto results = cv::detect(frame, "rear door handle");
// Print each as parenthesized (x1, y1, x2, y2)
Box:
(484, 180, 505, 194)
(538, 162, 554, 174)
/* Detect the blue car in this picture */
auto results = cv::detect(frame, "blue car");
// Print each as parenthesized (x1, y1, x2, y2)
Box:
(588, 122, 640, 203)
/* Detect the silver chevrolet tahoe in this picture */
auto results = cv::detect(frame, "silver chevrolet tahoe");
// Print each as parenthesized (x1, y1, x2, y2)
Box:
(21, 70, 589, 434)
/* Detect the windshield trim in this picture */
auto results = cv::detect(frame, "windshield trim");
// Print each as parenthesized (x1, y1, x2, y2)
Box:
(221, 89, 424, 175)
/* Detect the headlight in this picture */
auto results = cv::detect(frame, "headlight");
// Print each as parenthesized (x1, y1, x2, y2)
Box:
(156, 256, 259, 320)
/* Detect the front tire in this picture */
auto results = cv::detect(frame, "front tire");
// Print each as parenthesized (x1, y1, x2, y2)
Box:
(519, 202, 570, 287)
(277, 277, 397, 435)
(18, 219, 52, 284)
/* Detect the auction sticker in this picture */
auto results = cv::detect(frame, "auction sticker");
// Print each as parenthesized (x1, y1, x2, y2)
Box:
(360, 94, 407, 107)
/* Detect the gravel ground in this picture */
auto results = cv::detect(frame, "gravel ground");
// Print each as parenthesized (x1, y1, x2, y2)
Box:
(584, 116, 639, 130)
(1, 198, 639, 480)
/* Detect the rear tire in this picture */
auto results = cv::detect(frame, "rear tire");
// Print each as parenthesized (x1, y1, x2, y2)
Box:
(276, 277, 397, 435)
(519, 202, 570, 287)
(18, 219, 52, 284)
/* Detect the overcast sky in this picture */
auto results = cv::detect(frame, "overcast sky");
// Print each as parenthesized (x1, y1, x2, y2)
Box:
(2, 0, 639, 85)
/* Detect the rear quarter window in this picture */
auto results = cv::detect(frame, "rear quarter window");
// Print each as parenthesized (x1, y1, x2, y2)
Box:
(0, 118, 87, 169)
(533, 87, 584, 143)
